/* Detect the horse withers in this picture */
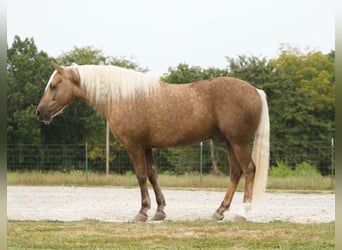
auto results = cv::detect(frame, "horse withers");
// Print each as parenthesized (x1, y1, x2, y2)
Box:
(36, 62, 270, 222)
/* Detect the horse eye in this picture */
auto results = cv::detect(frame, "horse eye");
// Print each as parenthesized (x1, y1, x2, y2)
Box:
(50, 84, 56, 90)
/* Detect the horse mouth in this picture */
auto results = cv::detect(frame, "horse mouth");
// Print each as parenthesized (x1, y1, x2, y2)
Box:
(42, 118, 52, 125)
(36, 105, 66, 125)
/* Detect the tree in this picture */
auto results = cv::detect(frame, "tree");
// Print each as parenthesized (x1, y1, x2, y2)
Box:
(7, 39, 152, 172)
(162, 63, 228, 83)
(271, 46, 335, 173)
(8, 36, 334, 174)
(273, 46, 335, 143)
(226, 47, 335, 173)
(7, 36, 53, 145)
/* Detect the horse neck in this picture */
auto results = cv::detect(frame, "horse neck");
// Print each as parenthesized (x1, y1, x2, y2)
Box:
(72, 85, 110, 119)
(86, 97, 111, 118)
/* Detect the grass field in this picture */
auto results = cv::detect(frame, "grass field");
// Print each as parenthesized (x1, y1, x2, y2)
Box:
(7, 171, 334, 192)
(7, 220, 334, 249)
(7, 172, 335, 249)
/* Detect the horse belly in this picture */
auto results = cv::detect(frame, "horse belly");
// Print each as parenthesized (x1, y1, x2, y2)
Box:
(146, 112, 217, 148)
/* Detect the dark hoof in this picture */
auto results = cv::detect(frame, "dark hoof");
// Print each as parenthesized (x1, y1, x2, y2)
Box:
(152, 211, 166, 221)
(133, 213, 148, 222)
(212, 212, 224, 221)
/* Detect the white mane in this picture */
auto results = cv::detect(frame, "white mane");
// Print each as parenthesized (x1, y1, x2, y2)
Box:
(71, 64, 160, 105)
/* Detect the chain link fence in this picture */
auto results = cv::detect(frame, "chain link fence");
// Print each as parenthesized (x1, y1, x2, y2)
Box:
(8, 139, 335, 178)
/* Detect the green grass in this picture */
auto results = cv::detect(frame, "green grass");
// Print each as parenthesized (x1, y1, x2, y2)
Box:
(7, 220, 335, 249)
(7, 171, 334, 192)
(7, 171, 334, 249)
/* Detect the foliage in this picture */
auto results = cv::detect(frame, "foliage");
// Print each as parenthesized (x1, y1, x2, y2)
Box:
(269, 161, 293, 177)
(7, 37, 147, 171)
(7, 35, 335, 176)
(269, 161, 321, 178)
(225, 47, 334, 173)
(272, 44, 335, 143)
(56, 46, 107, 65)
(7, 36, 53, 145)
(294, 161, 321, 177)
(161, 63, 228, 83)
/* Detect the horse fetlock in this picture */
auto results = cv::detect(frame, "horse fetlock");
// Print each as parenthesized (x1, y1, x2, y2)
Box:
(133, 212, 148, 222)
(157, 196, 166, 207)
(212, 206, 227, 221)
(220, 201, 230, 212)
(212, 212, 224, 221)
(141, 197, 151, 210)
(152, 210, 166, 221)
(133, 208, 149, 222)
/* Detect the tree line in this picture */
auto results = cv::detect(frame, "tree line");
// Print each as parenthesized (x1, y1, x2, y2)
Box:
(7, 35, 335, 175)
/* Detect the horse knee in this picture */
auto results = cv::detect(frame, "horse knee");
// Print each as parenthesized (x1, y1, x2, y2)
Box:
(147, 171, 157, 184)
(136, 174, 148, 185)
(142, 196, 151, 209)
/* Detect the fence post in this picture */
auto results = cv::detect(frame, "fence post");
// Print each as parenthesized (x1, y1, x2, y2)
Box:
(85, 141, 88, 182)
(331, 137, 334, 187)
(200, 141, 203, 185)
(106, 121, 110, 176)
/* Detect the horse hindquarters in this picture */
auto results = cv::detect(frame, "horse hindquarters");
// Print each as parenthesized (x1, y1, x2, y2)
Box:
(213, 87, 270, 221)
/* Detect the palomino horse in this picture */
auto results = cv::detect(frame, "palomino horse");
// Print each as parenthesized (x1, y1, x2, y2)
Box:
(36, 63, 270, 222)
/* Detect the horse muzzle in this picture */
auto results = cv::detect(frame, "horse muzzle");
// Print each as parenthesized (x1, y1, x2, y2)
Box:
(36, 106, 52, 124)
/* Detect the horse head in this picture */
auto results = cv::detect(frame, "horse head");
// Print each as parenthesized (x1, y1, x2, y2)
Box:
(36, 62, 84, 124)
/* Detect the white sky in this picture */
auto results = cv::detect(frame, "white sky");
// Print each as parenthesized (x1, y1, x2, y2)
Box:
(7, 0, 335, 77)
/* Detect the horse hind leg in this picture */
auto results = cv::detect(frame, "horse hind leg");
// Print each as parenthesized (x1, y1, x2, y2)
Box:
(212, 141, 243, 220)
(145, 149, 167, 221)
(231, 142, 256, 221)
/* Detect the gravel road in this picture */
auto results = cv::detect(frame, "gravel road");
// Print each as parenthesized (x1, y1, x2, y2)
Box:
(7, 186, 334, 223)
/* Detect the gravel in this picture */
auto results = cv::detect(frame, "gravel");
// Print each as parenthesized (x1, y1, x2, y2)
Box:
(7, 186, 335, 223)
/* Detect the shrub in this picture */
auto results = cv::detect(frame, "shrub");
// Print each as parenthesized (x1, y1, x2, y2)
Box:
(269, 161, 292, 177)
(269, 161, 322, 178)
(294, 162, 321, 177)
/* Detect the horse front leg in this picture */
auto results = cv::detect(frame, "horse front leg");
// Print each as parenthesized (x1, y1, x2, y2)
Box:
(127, 146, 151, 222)
(145, 149, 166, 221)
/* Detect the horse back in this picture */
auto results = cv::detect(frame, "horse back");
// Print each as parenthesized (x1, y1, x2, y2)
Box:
(109, 77, 261, 148)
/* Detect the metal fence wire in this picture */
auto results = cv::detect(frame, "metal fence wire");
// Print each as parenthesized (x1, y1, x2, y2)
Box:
(7, 139, 334, 176)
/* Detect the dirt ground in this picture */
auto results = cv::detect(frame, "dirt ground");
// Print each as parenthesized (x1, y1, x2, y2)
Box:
(7, 186, 334, 223)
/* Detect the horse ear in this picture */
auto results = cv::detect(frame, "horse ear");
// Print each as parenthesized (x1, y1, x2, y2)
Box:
(52, 61, 65, 74)
(70, 66, 81, 86)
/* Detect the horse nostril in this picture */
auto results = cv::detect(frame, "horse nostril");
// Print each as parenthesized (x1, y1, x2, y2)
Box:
(36, 109, 41, 118)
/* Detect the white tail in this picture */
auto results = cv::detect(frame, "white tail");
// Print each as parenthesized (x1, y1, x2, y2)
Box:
(251, 89, 270, 204)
